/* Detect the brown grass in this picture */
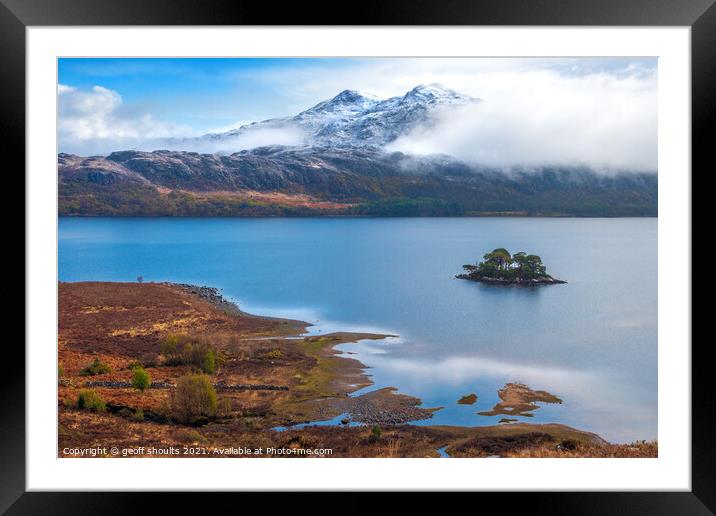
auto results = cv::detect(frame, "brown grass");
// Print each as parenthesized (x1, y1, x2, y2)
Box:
(172, 189, 354, 210)
(504, 440, 658, 458)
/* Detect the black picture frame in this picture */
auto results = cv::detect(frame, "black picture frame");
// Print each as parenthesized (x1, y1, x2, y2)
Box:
(4, 0, 710, 512)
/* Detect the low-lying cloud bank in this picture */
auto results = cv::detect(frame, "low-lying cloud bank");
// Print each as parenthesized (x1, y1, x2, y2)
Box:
(387, 70, 657, 171)
(196, 125, 307, 153)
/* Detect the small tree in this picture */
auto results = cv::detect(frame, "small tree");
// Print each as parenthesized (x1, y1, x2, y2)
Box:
(160, 334, 220, 373)
(470, 248, 550, 280)
(79, 357, 111, 376)
(170, 373, 217, 424)
(137, 275, 144, 283)
(371, 424, 383, 440)
(202, 349, 216, 374)
(484, 248, 512, 271)
(161, 334, 181, 363)
(131, 365, 151, 392)
(473, 260, 499, 278)
(525, 254, 546, 276)
(77, 389, 106, 412)
(512, 252, 528, 278)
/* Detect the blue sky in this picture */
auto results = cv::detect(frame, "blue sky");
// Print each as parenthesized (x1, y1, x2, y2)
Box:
(58, 57, 657, 133)
(58, 57, 657, 169)
(59, 58, 365, 131)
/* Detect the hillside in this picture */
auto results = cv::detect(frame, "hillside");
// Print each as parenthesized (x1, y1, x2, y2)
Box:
(58, 147, 657, 217)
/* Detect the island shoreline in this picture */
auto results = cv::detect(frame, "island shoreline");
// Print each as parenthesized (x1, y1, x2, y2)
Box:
(456, 274, 567, 285)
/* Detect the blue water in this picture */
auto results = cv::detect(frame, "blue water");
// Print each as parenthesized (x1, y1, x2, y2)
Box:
(58, 217, 657, 443)
(437, 446, 450, 458)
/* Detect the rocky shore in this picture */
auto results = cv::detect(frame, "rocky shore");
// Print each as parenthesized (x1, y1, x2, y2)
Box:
(164, 282, 240, 313)
(311, 387, 439, 426)
(456, 274, 566, 285)
(171, 283, 225, 302)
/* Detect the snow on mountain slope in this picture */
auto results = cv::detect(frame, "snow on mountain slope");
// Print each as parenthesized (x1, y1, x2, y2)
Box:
(202, 84, 477, 150)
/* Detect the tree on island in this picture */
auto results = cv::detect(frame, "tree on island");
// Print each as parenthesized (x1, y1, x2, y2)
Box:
(484, 248, 512, 272)
(459, 248, 562, 284)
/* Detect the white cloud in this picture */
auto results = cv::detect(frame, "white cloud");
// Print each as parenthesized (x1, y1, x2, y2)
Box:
(228, 58, 657, 170)
(385, 68, 657, 171)
(58, 84, 309, 155)
(361, 351, 656, 442)
(58, 59, 657, 169)
(195, 125, 307, 154)
(58, 84, 193, 155)
(377, 353, 595, 388)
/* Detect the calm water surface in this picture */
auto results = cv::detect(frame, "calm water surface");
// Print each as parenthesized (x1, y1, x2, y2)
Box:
(58, 217, 657, 442)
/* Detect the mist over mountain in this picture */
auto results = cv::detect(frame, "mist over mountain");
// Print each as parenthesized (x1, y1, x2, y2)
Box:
(153, 84, 478, 153)
(58, 84, 657, 217)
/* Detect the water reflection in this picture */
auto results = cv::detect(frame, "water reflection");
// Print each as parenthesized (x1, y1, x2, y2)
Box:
(59, 217, 657, 443)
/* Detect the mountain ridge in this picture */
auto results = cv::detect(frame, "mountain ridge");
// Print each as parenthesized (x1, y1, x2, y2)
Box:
(58, 84, 657, 217)
(200, 83, 477, 150)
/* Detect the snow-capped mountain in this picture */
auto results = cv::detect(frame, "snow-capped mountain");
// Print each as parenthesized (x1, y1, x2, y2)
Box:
(57, 84, 658, 218)
(203, 83, 477, 149)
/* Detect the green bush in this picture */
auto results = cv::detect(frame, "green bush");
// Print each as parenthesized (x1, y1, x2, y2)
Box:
(77, 389, 106, 413)
(263, 350, 283, 360)
(131, 365, 151, 392)
(160, 334, 181, 358)
(160, 335, 221, 374)
(202, 349, 216, 374)
(58, 363, 64, 378)
(170, 373, 217, 424)
(371, 424, 382, 440)
(132, 408, 145, 422)
(79, 357, 111, 376)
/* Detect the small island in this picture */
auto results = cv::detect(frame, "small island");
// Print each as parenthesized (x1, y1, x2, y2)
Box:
(456, 248, 566, 285)
(457, 393, 478, 405)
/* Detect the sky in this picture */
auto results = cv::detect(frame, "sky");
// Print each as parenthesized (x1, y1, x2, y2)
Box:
(58, 57, 658, 170)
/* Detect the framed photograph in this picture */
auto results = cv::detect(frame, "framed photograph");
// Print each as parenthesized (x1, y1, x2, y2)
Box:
(6, 0, 711, 510)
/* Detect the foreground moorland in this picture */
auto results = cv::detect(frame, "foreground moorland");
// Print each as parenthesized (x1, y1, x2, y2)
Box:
(58, 281, 656, 458)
